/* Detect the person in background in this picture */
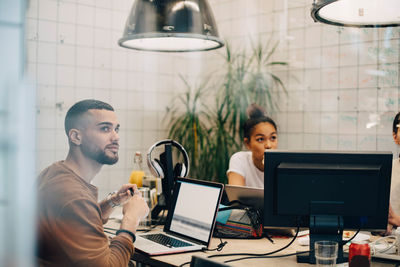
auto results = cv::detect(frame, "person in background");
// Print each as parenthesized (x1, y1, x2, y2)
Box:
(37, 99, 149, 266)
(388, 111, 400, 229)
(227, 103, 278, 188)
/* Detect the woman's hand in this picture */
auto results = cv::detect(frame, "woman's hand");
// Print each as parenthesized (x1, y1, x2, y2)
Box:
(388, 205, 400, 227)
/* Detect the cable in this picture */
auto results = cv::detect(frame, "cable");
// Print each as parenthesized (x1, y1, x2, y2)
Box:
(208, 225, 300, 259)
(178, 261, 191, 267)
(370, 235, 397, 255)
(202, 237, 228, 252)
(223, 250, 311, 264)
(342, 228, 361, 245)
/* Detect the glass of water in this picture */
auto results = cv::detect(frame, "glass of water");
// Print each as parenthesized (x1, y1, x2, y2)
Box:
(315, 240, 338, 267)
(138, 187, 152, 228)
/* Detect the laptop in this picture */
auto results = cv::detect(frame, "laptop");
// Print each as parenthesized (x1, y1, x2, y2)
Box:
(225, 184, 295, 236)
(224, 184, 264, 212)
(134, 177, 224, 255)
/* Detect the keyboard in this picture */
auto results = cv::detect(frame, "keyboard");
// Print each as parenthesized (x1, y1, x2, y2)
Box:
(142, 233, 194, 248)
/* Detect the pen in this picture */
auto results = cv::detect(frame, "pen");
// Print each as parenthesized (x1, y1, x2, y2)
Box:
(128, 188, 134, 196)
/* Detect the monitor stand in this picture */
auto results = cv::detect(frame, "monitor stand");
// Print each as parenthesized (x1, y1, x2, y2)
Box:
(297, 215, 347, 264)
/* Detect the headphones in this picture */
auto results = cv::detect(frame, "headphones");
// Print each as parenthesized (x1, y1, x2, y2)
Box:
(147, 139, 189, 179)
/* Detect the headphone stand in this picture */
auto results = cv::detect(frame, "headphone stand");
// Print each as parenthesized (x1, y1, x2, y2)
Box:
(151, 144, 174, 220)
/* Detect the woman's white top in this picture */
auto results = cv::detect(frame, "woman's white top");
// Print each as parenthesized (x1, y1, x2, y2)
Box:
(227, 151, 264, 188)
(391, 158, 400, 214)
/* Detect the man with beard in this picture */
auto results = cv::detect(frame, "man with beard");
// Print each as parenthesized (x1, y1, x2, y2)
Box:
(37, 99, 149, 266)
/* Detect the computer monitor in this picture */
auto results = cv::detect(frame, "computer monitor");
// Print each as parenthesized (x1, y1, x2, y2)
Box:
(264, 150, 392, 264)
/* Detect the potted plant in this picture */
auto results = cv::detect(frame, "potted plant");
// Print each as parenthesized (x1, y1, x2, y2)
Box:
(165, 40, 287, 183)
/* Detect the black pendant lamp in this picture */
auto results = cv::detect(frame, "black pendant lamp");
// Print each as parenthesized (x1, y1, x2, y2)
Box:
(311, 0, 400, 28)
(118, 0, 224, 52)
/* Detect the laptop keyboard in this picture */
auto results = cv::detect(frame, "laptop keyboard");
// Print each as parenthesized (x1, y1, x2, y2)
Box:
(142, 234, 194, 248)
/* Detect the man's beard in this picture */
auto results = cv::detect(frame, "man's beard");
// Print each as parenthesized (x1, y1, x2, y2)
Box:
(95, 150, 119, 165)
(82, 143, 119, 165)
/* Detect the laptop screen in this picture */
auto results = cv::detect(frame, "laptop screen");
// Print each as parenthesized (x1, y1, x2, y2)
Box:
(167, 179, 222, 243)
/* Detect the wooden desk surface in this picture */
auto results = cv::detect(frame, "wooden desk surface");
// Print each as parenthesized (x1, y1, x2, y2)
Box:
(106, 219, 395, 267)
(133, 234, 310, 267)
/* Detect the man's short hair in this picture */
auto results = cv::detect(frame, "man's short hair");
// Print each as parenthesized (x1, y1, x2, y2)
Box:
(65, 99, 114, 136)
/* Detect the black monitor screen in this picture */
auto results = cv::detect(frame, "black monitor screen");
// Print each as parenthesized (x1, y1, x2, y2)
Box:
(263, 150, 392, 263)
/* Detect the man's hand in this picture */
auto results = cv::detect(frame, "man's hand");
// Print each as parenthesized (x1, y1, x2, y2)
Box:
(120, 187, 149, 233)
(113, 184, 137, 206)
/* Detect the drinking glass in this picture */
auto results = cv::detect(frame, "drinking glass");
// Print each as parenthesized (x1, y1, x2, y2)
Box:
(314, 240, 338, 267)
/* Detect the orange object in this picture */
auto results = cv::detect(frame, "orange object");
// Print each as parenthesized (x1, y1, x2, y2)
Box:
(129, 151, 144, 187)
(129, 170, 144, 187)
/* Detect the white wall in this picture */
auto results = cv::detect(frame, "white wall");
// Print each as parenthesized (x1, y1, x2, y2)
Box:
(26, 0, 212, 198)
(27, 0, 400, 197)
(210, 0, 400, 153)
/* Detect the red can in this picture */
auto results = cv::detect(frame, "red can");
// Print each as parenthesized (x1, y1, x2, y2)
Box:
(349, 241, 371, 267)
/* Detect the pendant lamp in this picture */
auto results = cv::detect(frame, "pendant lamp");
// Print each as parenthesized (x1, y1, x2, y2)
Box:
(118, 0, 224, 52)
(311, 0, 400, 27)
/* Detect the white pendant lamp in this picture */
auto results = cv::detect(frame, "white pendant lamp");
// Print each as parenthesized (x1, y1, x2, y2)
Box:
(118, 0, 224, 52)
(311, 0, 400, 27)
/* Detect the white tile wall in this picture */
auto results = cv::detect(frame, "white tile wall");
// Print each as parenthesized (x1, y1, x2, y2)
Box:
(75, 67, 93, 87)
(38, 21, 56, 43)
(57, 45, 75, 66)
(321, 134, 338, 150)
(338, 134, 357, 150)
(378, 87, 398, 112)
(37, 85, 56, 107)
(322, 46, 339, 67)
(321, 90, 339, 112)
(338, 112, 357, 134)
(77, 4, 94, 26)
(303, 133, 320, 149)
(339, 66, 358, 89)
(38, 0, 58, 21)
(287, 133, 303, 149)
(57, 65, 75, 87)
(37, 63, 56, 85)
(320, 113, 338, 134)
(339, 89, 358, 111)
(29, 0, 400, 196)
(76, 46, 93, 67)
(76, 25, 93, 46)
(58, 23, 76, 44)
(58, 1, 76, 24)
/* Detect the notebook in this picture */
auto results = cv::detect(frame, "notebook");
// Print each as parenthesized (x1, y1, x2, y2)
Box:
(134, 177, 224, 255)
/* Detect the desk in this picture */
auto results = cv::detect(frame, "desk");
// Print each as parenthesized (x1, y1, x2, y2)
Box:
(131, 236, 396, 267)
(106, 219, 396, 267)
(133, 235, 309, 267)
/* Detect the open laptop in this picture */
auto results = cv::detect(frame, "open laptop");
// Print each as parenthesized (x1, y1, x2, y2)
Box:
(134, 178, 224, 255)
(224, 184, 264, 212)
(225, 184, 294, 236)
